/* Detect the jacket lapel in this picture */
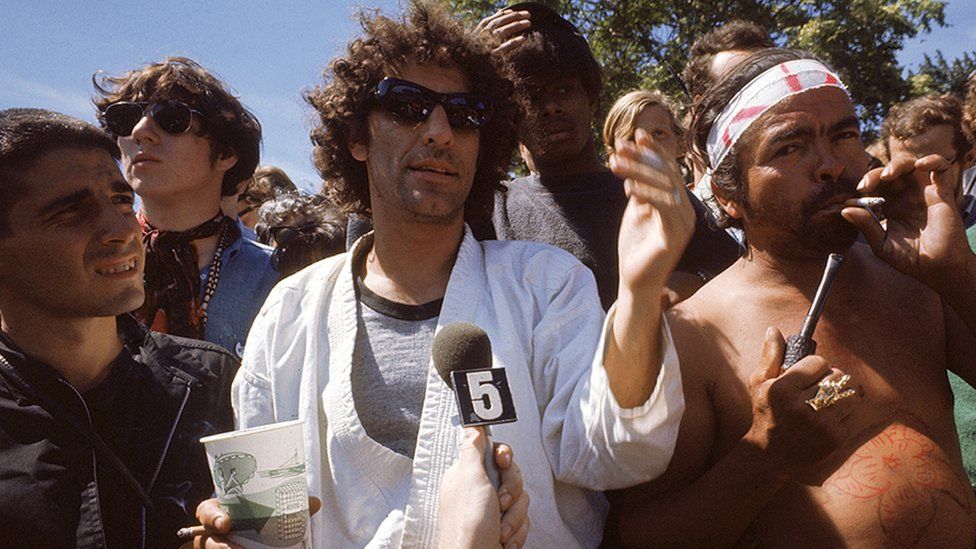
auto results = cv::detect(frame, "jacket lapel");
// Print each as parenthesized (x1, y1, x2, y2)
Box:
(400, 227, 486, 548)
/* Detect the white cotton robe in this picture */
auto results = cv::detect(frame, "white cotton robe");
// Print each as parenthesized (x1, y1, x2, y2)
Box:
(232, 228, 684, 548)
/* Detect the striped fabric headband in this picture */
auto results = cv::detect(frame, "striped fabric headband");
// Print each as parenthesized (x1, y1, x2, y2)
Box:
(705, 59, 849, 172)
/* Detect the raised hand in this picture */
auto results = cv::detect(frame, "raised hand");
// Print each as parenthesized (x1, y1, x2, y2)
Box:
(842, 154, 973, 291)
(610, 128, 696, 294)
(474, 8, 531, 55)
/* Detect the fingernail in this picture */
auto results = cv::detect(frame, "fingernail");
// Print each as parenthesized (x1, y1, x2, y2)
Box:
(499, 492, 513, 508)
(501, 522, 513, 540)
(856, 175, 868, 191)
(881, 165, 891, 177)
(215, 516, 226, 529)
(506, 542, 518, 549)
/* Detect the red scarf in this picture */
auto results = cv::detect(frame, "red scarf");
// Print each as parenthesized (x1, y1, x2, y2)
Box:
(135, 211, 228, 339)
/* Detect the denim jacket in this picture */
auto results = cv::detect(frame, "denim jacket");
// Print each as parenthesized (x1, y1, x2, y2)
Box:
(201, 221, 278, 358)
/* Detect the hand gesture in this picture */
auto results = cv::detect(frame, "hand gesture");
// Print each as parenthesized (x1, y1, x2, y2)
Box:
(842, 155, 973, 291)
(745, 328, 858, 479)
(438, 427, 530, 549)
(475, 8, 531, 55)
(610, 128, 696, 294)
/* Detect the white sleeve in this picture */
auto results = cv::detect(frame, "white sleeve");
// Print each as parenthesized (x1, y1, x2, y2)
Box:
(532, 266, 685, 491)
(231, 291, 282, 430)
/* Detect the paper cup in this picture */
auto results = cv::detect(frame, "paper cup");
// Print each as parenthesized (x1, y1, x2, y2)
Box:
(201, 419, 309, 548)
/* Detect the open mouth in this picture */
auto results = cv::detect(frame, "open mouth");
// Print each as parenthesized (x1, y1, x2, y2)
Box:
(95, 258, 137, 275)
(409, 161, 458, 177)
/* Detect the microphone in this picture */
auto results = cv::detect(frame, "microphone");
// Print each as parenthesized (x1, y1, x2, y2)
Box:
(433, 322, 517, 489)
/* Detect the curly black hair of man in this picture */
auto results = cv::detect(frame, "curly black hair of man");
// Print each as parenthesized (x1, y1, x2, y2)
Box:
(305, 1, 517, 224)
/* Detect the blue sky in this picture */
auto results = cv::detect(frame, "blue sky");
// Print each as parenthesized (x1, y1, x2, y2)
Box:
(2, 0, 974, 192)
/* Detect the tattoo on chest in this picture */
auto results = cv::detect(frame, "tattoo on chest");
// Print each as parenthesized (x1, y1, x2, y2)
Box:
(824, 424, 971, 546)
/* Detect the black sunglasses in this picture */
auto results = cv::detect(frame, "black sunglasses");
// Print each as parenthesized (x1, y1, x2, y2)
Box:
(373, 78, 492, 130)
(101, 100, 205, 137)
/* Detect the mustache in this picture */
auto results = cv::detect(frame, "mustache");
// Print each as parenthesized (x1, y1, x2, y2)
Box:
(801, 174, 861, 216)
(411, 148, 459, 165)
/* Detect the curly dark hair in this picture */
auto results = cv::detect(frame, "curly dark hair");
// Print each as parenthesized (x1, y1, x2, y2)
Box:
(305, 1, 517, 223)
(92, 57, 262, 197)
(240, 165, 299, 213)
(257, 193, 347, 276)
(882, 94, 972, 160)
(682, 20, 775, 101)
(688, 48, 824, 229)
(500, 3, 603, 111)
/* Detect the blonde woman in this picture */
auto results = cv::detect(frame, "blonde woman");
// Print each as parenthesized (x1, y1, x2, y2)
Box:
(604, 89, 741, 308)
(603, 89, 685, 166)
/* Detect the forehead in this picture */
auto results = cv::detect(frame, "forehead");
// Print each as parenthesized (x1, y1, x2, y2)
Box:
(888, 124, 957, 157)
(635, 104, 673, 128)
(394, 61, 471, 94)
(751, 86, 856, 136)
(16, 147, 126, 208)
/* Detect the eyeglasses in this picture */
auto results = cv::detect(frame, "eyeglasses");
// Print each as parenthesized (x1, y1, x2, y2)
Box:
(101, 100, 204, 137)
(373, 78, 492, 130)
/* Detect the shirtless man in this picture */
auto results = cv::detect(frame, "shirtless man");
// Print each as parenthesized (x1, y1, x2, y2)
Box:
(611, 48, 976, 547)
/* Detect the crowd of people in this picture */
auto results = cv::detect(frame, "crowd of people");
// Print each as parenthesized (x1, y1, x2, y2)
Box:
(1, 1, 976, 547)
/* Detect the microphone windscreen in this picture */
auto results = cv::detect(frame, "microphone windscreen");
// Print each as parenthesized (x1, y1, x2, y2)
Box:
(432, 322, 492, 389)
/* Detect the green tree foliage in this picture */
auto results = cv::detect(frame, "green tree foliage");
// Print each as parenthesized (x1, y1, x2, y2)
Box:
(908, 50, 976, 97)
(447, 0, 950, 130)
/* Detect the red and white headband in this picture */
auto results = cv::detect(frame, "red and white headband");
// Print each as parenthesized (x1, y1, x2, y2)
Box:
(705, 59, 849, 172)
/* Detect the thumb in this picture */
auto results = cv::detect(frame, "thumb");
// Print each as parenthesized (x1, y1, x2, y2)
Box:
(751, 327, 785, 388)
(458, 426, 487, 465)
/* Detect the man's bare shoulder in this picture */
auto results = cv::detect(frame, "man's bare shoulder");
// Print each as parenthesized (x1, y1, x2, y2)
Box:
(668, 258, 756, 348)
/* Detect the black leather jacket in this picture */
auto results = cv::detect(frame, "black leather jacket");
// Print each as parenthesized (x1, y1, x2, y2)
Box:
(0, 316, 237, 548)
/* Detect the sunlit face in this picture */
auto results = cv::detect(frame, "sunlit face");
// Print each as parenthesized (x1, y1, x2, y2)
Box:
(731, 87, 869, 258)
(517, 75, 594, 170)
(0, 147, 145, 320)
(116, 105, 236, 205)
(887, 124, 973, 208)
(349, 61, 480, 226)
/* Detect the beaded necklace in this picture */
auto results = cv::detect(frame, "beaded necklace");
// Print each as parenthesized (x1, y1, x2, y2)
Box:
(199, 221, 232, 327)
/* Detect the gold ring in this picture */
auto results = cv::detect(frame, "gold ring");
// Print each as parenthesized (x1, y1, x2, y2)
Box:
(806, 374, 856, 411)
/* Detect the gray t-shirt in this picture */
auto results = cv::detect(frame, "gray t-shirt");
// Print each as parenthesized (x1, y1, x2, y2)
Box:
(350, 265, 441, 458)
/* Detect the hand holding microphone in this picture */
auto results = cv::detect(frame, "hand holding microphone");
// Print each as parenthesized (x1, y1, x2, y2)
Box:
(438, 426, 530, 549)
(433, 322, 528, 548)
(433, 322, 517, 488)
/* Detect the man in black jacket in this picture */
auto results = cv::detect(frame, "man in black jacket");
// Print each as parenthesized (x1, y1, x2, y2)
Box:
(0, 108, 238, 548)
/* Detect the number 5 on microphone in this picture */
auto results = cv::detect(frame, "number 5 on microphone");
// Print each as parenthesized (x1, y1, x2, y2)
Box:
(451, 368, 518, 426)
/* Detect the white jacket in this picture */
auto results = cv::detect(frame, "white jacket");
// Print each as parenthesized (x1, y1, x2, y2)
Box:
(233, 229, 684, 548)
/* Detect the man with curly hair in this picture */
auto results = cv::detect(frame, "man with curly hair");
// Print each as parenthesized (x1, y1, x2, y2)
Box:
(93, 57, 278, 358)
(195, 2, 693, 547)
(882, 94, 976, 227)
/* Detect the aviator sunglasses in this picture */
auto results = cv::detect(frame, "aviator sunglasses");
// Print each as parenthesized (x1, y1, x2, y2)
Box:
(373, 78, 492, 130)
(101, 100, 205, 137)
